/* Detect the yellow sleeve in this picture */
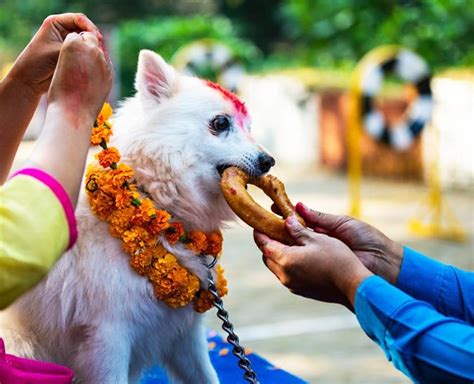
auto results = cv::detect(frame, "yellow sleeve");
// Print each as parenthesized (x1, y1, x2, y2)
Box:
(0, 172, 73, 308)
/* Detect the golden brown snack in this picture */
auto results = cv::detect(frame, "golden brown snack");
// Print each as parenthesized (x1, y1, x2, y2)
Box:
(220, 167, 304, 244)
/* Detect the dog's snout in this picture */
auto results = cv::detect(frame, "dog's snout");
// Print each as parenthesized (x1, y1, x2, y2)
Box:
(257, 153, 276, 174)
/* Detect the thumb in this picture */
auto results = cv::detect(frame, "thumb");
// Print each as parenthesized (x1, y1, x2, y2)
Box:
(296, 202, 341, 233)
(285, 215, 313, 245)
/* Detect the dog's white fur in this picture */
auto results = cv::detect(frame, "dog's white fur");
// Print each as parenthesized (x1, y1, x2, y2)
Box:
(0, 50, 271, 383)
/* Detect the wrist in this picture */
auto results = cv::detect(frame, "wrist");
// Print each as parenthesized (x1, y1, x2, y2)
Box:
(335, 263, 373, 307)
(2, 71, 42, 104)
(374, 239, 403, 284)
(46, 100, 96, 133)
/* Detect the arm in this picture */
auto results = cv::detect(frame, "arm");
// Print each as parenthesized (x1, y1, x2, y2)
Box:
(356, 275, 474, 383)
(397, 246, 474, 323)
(0, 75, 42, 182)
(0, 13, 100, 183)
(295, 203, 474, 323)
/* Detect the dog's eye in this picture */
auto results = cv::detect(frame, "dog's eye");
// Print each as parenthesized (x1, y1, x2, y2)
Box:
(210, 115, 230, 134)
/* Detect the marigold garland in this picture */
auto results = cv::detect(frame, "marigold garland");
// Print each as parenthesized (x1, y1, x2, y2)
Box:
(85, 103, 227, 312)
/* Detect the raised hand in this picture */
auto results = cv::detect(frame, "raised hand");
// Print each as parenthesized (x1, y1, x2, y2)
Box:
(8, 13, 102, 97)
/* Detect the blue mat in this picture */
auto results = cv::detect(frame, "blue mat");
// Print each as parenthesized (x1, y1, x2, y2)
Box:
(141, 331, 307, 383)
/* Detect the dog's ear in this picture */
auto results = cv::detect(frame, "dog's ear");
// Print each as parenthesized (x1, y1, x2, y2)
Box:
(135, 50, 176, 102)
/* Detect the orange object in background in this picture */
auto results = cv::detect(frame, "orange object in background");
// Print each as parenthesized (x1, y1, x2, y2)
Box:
(319, 89, 422, 180)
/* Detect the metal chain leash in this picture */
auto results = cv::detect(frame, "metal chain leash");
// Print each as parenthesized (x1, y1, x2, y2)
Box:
(205, 256, 260, 384)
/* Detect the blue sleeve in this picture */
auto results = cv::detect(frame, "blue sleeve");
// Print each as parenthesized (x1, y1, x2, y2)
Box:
(355, 275, 474, 384)
(397, 246, 474, 323)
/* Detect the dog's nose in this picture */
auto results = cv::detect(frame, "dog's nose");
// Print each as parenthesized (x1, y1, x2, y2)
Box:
(257, 153, 276, 174)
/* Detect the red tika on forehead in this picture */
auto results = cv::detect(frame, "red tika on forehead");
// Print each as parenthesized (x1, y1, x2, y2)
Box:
(205, 80, 248, 117)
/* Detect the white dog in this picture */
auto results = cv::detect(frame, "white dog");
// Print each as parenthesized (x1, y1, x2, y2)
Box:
(0, 50, 274, 383)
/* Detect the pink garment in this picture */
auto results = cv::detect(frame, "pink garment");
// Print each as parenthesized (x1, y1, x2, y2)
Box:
(0, 338, 73, 383)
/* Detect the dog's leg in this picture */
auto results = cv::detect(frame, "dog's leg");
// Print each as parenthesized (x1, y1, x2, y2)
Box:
(71, 323, 131, 384)
(162, 322, 219, 384)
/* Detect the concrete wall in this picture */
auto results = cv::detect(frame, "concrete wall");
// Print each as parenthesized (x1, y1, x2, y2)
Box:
(425, 76, 474, 189)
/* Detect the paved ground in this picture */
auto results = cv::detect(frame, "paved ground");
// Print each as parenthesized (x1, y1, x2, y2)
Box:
(12, 144, 473, 383)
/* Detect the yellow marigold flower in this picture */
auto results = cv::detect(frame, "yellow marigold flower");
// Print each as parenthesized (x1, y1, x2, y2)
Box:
(97, 147, 120, 168)
(96, 102, 113, 126)
(186, 231, 208, 254)
(165, 222, 185, 244)
(122, 229, 139, 244)
(216, 264, 228, 297)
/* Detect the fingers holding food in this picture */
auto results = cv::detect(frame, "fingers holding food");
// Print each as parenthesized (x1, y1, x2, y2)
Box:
(220, 166, 304, 244)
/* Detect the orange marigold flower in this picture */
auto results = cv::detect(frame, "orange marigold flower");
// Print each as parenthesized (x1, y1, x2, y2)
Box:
(132, 198, 156, 225)
(146, 209, 171, 235)
(111, 163, 134, 187)
(88, 191, 114, 220)
(121, 226, 152, 254)
(194, 290, 214, 313)
(97, 147, 120, 168)
(206, 231, 223, 256)
(130, 248, 154, 275)
(149, 253, 200, 308)
(113, 188, 135, 209)
(186, 231, 208, 254)
(108, 206, 135, 237)
(86, 103, 226, 312)
(194, 264, 227, 313)
(151, 244, 168, 260)
(91, 125, 112, 146)
(165, 222, 185, 244)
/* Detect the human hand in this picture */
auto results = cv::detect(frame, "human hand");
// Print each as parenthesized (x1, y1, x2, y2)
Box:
(295, 203, 403, 284)
(47, 31, 113, 128)
(254, 216, 373, 310)
(28, 32, 112, 206)
(7, 13, 102, 97)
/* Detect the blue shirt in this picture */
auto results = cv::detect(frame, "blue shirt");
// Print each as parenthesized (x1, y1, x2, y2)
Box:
(355, 247, 474, 383)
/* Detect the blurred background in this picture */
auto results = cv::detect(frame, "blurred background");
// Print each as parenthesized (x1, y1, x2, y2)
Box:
(3, 1, 474, 383)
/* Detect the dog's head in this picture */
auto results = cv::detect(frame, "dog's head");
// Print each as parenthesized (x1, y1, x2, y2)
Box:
(113, 50, 274, 230)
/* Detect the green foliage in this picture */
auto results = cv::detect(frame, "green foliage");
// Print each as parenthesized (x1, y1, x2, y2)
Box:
(117, 16, 259, 96)
(1, 0, 472, 95)
(277, 0, 474, 69)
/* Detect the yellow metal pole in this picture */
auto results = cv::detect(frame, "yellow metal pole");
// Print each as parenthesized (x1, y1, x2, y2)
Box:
(348, 72, 362, 218)
(348, 45, 402, 218)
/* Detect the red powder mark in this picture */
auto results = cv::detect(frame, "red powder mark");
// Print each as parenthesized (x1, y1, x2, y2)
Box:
(205, 80, 248, 118)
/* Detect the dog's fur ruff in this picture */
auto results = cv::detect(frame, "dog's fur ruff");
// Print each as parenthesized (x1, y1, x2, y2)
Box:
(0, 50, 272, 383)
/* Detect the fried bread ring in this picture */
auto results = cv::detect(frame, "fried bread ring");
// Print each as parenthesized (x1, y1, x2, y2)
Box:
(220, 167, 304, 244)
